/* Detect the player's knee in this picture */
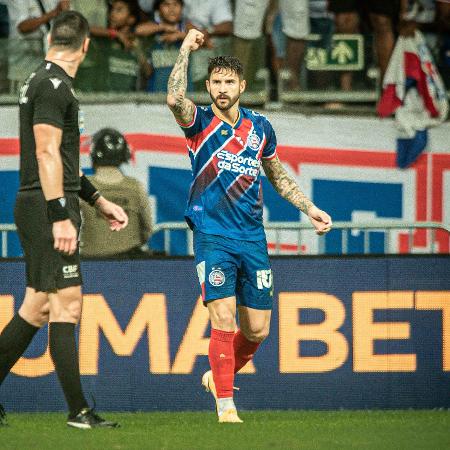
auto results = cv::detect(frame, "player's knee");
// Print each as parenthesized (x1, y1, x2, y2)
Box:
(214, 311, 236, 331)
(65, 301, 82, 323)
(37, 304, 50, 327)
(18, 303, 49, 328)
(54, 300, 82, 323)
(244, 324, 270, 343)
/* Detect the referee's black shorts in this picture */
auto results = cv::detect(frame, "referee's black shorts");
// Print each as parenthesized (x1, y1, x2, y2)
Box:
(14, 190, 82, 293)
(328, 0, 401, 19)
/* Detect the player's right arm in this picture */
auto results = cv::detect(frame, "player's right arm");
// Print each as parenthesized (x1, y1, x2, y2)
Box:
(166, 29, 204, 125)
(34, 123, 78, 255)
(32, 76, 78, 255)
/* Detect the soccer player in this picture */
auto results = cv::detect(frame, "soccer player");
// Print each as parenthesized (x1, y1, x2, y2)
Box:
(0, 11, 128, 428)
(167, 29, 332, 423)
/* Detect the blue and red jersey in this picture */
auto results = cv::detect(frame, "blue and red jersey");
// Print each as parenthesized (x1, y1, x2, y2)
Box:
(178, 105, 277, 241)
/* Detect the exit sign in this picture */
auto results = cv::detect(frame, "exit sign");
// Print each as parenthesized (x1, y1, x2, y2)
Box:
(306, 34, 364, 71)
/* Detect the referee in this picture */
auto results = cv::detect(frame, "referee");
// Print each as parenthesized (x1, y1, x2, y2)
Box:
(0, 11, 128, 428)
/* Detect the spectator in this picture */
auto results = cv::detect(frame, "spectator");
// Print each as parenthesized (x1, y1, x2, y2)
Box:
(327, 0, 359, 92)
(105, 0, 151, 92)
(0, 2, 9, 94)
(6, 0, 68, 93)
(71, 0, 110, 92)
(234, 0, 310, 90)
(182, 0, 233, 85)
(80, 128, 153, 258)
(71, 0, 108, 29)
(308, 0, 334, 89)
(138, 0, 155, 14)
(436, 0, 450, 33)
(370, 1, 406, 83)
(0, 2, 7, 37)
(136, 0, 189, 92)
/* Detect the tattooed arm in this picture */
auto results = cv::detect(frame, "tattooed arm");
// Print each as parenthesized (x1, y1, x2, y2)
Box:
(167, 29, 204, 124)
(263, 156, 332, 235)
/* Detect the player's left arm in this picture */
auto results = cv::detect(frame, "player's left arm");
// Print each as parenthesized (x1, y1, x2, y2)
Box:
(262, 157, 332, 235)
(78, 170, 129, 231)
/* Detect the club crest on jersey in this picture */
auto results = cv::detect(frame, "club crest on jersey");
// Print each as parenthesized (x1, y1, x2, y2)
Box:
(247, 131, 261, 151)
(209, 269, 225, 287)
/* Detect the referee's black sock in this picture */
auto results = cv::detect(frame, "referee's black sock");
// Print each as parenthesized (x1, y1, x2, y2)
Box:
(0, 314, 39, 385)
(49, 322, 88, 416)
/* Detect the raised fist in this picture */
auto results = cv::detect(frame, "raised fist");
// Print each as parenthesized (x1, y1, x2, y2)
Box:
(181, 29, 205, 52)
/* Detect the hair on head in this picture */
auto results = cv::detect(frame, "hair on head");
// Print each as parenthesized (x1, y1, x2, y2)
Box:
(208, 55, 244, 78)
(50, 11, 89, 50)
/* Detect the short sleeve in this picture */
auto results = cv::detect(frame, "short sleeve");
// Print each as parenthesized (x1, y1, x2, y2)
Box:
(177, 105, 205, 138)
(211, 0, 233, 26)
(262, 119, 277, 160)
(33, 78, 70, 129)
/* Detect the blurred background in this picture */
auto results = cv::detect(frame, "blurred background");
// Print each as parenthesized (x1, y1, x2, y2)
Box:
(0, 0, 448, 107)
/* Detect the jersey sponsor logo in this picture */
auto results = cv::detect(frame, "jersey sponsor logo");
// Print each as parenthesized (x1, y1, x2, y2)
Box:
(208, 269, 225, 287)
(49, 78, 62, 90)
(62, 264, 79, 279)
(217, 150, 261, 177)
(256, 269, 272, 289)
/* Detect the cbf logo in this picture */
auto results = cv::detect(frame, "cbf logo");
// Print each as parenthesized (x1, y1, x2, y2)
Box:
(247, 130, 261, 151)
(209, 268, 225, 287)
(62, 265, 79, 279)
(256, 269, 272, 290)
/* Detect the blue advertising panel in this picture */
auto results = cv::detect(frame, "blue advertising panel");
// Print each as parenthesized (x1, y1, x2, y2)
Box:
(0, 256, 449, 412)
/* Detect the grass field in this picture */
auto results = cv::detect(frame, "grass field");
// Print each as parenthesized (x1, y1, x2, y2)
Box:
(1, 410, 449, 450)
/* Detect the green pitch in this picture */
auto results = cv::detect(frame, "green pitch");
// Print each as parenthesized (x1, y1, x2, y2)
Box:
(1, 410, 449, 450)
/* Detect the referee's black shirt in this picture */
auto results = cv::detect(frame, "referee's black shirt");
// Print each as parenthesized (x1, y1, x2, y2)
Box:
(18, 61, 81, 192)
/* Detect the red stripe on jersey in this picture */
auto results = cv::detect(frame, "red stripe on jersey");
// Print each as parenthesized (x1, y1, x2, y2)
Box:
(187, 116, 222, 154)
(227, 174, 255, 202)
(256, 134, 267, 160)
(190, 119, 254, 199)
(263, 150, 277, 160)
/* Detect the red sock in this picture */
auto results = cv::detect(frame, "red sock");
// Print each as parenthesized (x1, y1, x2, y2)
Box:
(208, 329, 235, 398)
(233, 329, 260, 373)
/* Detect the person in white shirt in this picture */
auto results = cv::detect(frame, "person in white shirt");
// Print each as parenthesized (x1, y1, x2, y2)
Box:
(6, 0, 68, 92)
(233, 0, 309, 90)
(182, 0, 233, 83)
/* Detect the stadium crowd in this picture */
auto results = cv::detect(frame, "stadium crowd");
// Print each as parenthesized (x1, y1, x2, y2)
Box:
(0, 0, 449, 96)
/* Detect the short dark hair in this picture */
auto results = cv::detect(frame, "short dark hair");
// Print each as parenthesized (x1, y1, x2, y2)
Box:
(155, 0, 184, 10)
(111, 0, 140, 19)
(50, 11, 89, 50)
(208, 56, 244, 79)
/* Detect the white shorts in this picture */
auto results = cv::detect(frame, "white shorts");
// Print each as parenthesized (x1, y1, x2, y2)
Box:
(233, 0, 309, 40)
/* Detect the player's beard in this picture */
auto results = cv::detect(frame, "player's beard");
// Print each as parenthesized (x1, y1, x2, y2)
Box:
(210, 92, 240, 111)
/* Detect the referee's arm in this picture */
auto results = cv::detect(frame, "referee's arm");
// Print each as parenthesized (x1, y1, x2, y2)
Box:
(34, 123, 78, 255)
(77, 170, 129, 231)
